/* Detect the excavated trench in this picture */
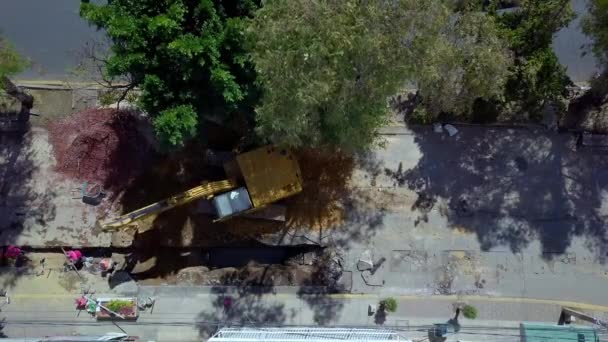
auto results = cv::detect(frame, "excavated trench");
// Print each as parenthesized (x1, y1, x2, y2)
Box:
(6, 244, 335, 288)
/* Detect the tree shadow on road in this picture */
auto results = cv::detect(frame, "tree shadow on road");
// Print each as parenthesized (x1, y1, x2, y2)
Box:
(285, 150, 355, 232)
(196, 282, 292, 340)
(195, 248, 351, 338)
(396, 125, 608, 259)
(274, 149, 388, 251)
(296, 248, 346, 326)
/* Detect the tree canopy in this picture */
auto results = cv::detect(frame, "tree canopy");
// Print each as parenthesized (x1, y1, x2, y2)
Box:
(0, 35, 28, 84)
(80, 0, 576, 150)
(414, 6, 512, 118)
(249, 0, 511, 149)
(80, 0, 260, 147)
(582, 0, 608, 67)
(491, 0, 574, 115)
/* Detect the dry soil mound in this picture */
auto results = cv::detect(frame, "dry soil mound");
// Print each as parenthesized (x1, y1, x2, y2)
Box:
(48, 108, 153, 195)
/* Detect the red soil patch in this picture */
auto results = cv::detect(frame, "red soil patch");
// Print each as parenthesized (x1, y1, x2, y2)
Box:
(48, 108, 153, 196)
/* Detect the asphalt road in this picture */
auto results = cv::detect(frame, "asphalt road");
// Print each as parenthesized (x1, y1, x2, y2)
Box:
(0, 0, 106, 80)
(552, 0, 600, 82)
(0, 0, 600, 82)
(3, 290, 608, 341)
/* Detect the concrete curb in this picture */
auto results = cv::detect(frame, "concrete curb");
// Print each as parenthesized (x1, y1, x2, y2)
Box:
(15, 82, 101, 91)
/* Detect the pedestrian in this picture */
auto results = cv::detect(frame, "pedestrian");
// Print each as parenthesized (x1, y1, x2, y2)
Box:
(223, 296, 233, 312)
(66, 250, 82, 263)
(4, 246, 21, 259)
(0, 293, 10, 311)
(66, 250, 83, 269)
(75, 296, 88, 310)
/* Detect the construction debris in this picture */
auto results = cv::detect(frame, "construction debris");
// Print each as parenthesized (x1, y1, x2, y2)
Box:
(361, 270, 385, 286)
(444, 124, 459, 137)
(433, 123, 443, 133)
(357, 250, 373, 271)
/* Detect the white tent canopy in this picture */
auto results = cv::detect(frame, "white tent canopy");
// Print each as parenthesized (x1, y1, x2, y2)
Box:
(208, 327, 410, 342)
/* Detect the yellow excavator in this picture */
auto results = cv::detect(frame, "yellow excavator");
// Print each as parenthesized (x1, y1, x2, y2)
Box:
(99, 146, 303, 231)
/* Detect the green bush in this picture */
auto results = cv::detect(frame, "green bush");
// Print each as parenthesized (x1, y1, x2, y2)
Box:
(153, 104, 198, 148)
(380, 297, 398, 313)
(462, 305, 477, 319)
(106, 299, 133, 313)
(408, 107, 435, 125)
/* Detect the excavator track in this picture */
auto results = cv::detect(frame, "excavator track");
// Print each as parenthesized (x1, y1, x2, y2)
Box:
(99, 179, 237, 231)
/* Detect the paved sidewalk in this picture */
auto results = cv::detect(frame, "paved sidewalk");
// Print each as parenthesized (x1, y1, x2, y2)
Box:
(2, 270, 608, 341)
(0, 292, 567, 341)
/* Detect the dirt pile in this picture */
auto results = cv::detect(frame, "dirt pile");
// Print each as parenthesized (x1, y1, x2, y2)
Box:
(140, 262, 321, 287)
(48, 108, 153, 195)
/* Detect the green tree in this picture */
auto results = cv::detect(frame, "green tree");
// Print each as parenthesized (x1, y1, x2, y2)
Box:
(80, 0, 260, 147)
(583, 0, 608, 65)
(0, 35, 32, 113)
(250, 0, 511, 149)
(380, 297, 398, 313)
(582, 0, 608, 95)
(0, 35, 29, 90)
(0, 36, 27, 81)
(462, 305, 478, 319)
(414, 7, 512, 118)
(491, 0, 574, 117)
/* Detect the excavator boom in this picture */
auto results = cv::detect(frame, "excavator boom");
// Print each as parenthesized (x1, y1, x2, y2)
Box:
(99, 179, 237, 231)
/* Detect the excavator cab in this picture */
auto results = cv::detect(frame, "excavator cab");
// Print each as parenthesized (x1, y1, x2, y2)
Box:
(214, 146, 302, 221)
(212, 187, 254, 220)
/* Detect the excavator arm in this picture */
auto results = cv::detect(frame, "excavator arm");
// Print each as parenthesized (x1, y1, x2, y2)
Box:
(99, 179, 237, 231)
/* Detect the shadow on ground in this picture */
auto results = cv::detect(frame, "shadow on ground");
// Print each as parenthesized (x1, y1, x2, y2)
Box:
(0, 125, 57, 288)
(277, 149, 388, 250)
(295, 248, 346, 326)
(112, 141, 264, 281)
(117, 146, 380, 328)
(560, 73, 608, 132)
(393, 125, 608, 259)
(195, 279, 291, 339)
(117, 145, 387, 277)
(195, 255, 349, 339)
